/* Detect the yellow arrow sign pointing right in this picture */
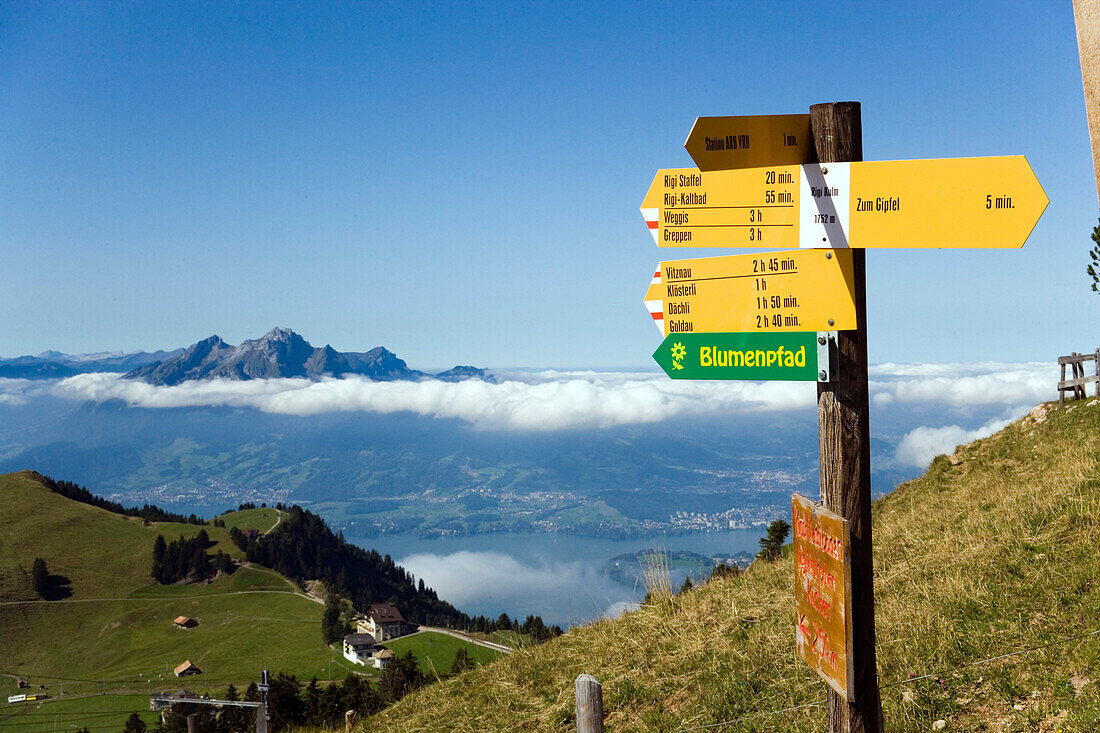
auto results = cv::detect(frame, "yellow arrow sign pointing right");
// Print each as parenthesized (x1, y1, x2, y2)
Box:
(640, 156, 1049, 249)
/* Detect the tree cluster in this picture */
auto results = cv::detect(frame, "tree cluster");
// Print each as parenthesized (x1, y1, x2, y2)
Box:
(35, 472, 204, 525)
(321, 593, 352, 645)
(151, 531, 235, 584)
(161, 662, 428, 733)
(239, 505, 468, 627)
(265, 659, 424, 731)
(709, 562, 740, 581)
(241, 505, 563, 643)
(465, 612, 563, 641)
(159, 683, 259, 733)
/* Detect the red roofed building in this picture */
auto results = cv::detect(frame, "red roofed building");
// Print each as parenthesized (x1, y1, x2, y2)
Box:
(173, 661, 202, 678)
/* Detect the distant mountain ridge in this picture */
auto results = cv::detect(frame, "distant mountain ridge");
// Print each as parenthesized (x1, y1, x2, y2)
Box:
(0, 349, 182, 380)
(124, 327, 490, 385)
(0, 328, 491, 385)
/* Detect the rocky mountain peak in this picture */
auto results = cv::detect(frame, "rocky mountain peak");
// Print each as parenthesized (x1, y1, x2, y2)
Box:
(120, 329, 488, 386)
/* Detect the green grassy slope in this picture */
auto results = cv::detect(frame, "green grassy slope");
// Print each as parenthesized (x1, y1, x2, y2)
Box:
(381, 631, 502, 678)
(0, 471, 236, 601)
(0, 693, 157, 733)
(219, 506, 281, 534)
(348, 401, 1100, 733)
(0, 472, 362, 731)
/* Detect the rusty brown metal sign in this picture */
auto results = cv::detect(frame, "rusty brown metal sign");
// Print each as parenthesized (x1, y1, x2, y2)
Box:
(793, 492, 854, 700)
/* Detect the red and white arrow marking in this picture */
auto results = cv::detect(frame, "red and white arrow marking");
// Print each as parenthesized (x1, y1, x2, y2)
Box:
(644, 268, 663, 334)
(640, 208, 659, 244)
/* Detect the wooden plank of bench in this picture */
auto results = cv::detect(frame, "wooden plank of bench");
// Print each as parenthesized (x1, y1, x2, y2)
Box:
(1058, 375, 1100, 390)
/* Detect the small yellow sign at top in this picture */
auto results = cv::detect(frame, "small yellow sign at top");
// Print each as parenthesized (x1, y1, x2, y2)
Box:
(685, 114, 814, 171)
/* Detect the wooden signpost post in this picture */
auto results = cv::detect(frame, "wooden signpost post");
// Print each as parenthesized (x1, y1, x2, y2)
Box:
(809, 101, 881, 733)
(639, 101, 1048, 733)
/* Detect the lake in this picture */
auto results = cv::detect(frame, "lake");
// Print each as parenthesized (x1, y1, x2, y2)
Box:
(345, 529, 767, 628)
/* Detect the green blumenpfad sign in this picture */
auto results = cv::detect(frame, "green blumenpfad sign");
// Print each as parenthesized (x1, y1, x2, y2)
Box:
(653, 331, 820, 381)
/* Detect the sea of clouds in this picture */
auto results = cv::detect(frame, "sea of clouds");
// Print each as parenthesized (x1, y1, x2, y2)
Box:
(0, 360, 1060, 468)
(398, 550, 640, 623)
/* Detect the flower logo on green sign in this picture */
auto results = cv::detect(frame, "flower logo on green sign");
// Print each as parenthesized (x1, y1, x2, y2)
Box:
(670, 341, 686, 370)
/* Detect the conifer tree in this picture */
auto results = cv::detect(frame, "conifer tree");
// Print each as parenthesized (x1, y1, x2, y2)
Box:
(31, 557, 48, 598)
(1088, 216, 1100, 292)
(122, 712, 147, 733)
(152, 535, 167, 581)
(450, 647, 472, 674)
(321, 593, 345, 645)
(757, 519, 791, 561)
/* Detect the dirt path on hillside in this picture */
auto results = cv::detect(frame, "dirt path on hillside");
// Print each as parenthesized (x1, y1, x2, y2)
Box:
(263, 508, 282, 535)
(0, 588, 313, 606)
(415, 626, 515, 654)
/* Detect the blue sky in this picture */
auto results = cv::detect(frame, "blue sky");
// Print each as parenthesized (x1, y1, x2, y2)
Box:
(0, 1, 1093, 368)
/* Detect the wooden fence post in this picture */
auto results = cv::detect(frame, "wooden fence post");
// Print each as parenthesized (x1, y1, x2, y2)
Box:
(255, 703, 268, 733)
(1061, 357, 1067, 406)
(810, 101, 884, 733)
(575, 674, 603, 733)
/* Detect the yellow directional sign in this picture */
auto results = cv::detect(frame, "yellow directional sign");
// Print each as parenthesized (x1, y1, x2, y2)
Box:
(640, 156, 1048, 249)
(685, 114, 814, 171)
(643, 250, 856, 336)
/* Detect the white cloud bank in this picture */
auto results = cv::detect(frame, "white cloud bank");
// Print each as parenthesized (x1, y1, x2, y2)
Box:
(869, 361, 1054, 407)
(49, 371, 816, 431)
(398, 550, 636, 621)
(893, 407, 1033, 469)
(870, 361, 1055, 468)
(23, 360, 1057, 432)
(0, 378, 51, 406)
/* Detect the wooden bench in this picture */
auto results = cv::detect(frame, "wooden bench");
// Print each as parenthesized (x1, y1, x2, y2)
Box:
(1058, 349, 1100, 405)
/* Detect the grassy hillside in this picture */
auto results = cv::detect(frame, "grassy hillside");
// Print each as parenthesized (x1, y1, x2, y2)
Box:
(381, 631, 503, 678)
(0, 472, 362, 731)
(348, 401, 1100, 733)
(220, 506, 282, 534)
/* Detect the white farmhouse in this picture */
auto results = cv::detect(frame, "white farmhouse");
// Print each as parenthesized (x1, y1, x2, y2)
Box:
(342, 633, 378, 666)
